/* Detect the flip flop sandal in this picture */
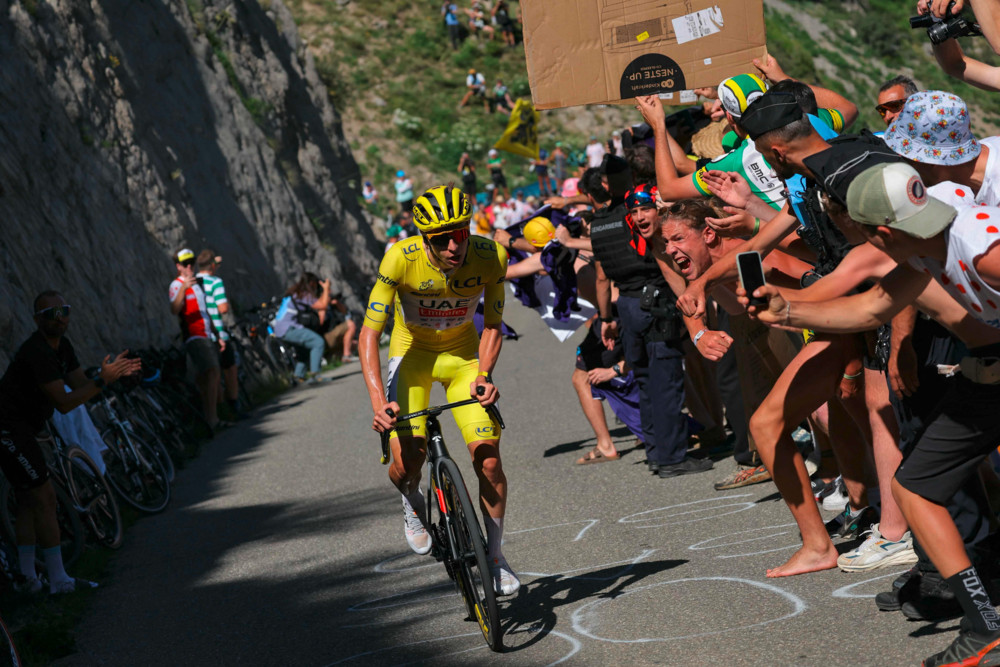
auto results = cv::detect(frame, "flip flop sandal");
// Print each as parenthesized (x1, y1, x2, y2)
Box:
(575, 447, 620, 465)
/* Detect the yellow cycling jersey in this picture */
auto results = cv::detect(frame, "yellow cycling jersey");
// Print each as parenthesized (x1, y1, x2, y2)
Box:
(363, 235, 509, 355)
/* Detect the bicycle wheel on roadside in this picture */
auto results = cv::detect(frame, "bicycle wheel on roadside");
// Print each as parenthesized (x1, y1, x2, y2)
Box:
(0, 615, 23, 667)
(100, 427, 171, 513)
(437, 459, 502, 652)
(125, 415, 176, 484)
(65, 447, 123, 549)
(0, 478, 85, 570)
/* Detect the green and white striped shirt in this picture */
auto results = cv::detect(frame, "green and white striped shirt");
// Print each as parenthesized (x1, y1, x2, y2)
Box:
(196, 273, 229, 341)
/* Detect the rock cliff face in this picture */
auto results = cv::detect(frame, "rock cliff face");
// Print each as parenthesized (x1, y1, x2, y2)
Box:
(0, 0, 380, 366)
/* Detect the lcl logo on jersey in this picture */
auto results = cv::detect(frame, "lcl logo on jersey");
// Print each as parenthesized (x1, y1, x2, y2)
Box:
(451, 276, 486, 290)
(476, 426, 498, 437)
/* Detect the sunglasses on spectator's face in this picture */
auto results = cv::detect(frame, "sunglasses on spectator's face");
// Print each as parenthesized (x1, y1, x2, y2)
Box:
(179, 259, 195, 267)
(426, 228, 470, 249)
(875, 99, 906, 118)
(36, 305, 71, 320)
(628, 191, 657, 208)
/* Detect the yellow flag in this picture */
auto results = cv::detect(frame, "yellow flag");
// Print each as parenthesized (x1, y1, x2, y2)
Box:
(494, 99, 539, 159)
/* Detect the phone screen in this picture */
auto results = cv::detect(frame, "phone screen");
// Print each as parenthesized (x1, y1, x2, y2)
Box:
(737, 251, 768, 307)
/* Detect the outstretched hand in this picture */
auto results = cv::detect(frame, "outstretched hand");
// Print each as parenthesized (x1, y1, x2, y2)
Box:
(100, 351, 142, 384)
(736, 284, 793, 328)
(701, 170, 752, 210)
(635, 95, 666, 127)
(753, 54, 789, 83)
(706, 206, 757, 237)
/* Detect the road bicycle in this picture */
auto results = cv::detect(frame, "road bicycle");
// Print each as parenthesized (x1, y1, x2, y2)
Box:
(89, 386, 171, 514)
(379, 388, 506, 652)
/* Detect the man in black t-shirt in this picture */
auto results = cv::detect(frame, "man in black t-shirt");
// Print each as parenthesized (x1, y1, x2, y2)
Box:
(0, 291, 139, 594)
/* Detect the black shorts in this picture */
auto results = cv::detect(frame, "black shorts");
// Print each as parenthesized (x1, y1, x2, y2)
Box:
(219, 341, 237, 369)
(491, 172, 507, 189)
(0, 423, 49, 490)
(895, 372, 1000, 505)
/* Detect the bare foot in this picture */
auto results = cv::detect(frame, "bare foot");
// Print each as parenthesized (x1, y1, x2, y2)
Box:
(766, 544, 838, 578)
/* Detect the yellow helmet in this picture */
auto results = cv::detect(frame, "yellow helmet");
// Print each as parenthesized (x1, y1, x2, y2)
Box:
(412, 185, 472, 234)
(523, 217, 556, 248)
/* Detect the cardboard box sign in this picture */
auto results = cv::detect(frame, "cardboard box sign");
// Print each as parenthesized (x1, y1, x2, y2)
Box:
(521, 0, 768, 110)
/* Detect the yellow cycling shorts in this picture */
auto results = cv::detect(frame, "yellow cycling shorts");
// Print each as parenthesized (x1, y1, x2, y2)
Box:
(385, 343, 500, 445)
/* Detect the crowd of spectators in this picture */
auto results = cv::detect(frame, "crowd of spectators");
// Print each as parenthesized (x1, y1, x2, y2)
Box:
(411, 4, 1000, 658)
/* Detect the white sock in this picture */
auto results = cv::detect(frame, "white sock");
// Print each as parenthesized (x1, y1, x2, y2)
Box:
(42, 546, 71, 587)
(17, 545, 35, 580)
(486, 516, 503, 562)
(402, 490, 426, 526)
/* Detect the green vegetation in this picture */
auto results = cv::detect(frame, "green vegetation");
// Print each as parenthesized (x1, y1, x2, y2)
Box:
(288, 0, 1000, 205)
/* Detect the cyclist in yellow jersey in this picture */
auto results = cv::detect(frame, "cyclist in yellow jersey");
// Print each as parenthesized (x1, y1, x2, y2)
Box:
(360, 185, 520, 596)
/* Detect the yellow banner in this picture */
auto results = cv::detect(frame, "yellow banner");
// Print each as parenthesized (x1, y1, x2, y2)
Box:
(494, 99, 539, 159)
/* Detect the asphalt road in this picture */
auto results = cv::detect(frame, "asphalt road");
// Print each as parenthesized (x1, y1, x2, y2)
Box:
(55, 303, 956, 667)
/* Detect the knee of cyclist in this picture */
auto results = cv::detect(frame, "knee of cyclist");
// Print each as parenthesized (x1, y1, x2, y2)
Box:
(476, 453, 504, 481)
(571, 369, 587, 389)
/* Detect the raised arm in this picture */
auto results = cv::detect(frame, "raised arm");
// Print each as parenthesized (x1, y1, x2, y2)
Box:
(635, 95, 703, 200)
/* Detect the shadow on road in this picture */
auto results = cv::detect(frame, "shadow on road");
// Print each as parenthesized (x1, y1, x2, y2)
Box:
(500, 559, 687, 653)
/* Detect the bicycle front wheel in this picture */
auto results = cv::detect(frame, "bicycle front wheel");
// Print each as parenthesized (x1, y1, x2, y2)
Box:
(100, 427, 171, 513)
(65, 447, 123, 549)
(437, 459, 502, 652)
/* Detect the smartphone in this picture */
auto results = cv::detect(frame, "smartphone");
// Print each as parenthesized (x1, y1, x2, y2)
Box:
(737, 251, 768, 307)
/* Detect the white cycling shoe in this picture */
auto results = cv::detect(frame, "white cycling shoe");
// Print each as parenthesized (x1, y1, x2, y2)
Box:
(402, 497, 432, 555)
(490, 554, 520, 596)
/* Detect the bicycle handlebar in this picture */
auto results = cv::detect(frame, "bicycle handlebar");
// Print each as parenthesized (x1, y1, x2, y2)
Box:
(378, 387, 505, 465)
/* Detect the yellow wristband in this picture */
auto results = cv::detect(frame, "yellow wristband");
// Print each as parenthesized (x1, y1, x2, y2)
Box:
(478, 371, 490, 377)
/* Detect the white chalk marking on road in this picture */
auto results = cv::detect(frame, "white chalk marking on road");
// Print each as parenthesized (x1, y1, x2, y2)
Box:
(688, 523, 798, 551)
(346, 581, 457, 612)
(570, 576, 807, 642)
(618, 494, 756, 527)
(327, 625, 582, 666)
(832, 568, 912, 599)
(374, 552, 439, 574)
(520, 549, 656, 579)
(506, 518, 600, 542)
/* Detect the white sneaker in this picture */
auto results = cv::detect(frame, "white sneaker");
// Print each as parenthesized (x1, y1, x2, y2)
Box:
(402, 498, 431, 555)
(837, 523, 918, 572)
(821, 476, 849, 511)
(490, 554, 520, 596)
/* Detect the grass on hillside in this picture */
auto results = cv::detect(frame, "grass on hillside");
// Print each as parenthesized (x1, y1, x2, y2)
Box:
(291, 0, 540, 197)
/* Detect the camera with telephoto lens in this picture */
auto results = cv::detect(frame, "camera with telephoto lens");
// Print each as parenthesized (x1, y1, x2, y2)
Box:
(910, 1, 983, 44)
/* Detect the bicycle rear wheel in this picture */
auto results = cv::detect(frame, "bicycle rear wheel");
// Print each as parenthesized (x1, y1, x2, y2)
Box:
(437, 459, 502, 652)
(0, 478, 85, 570)
(100, 427, 171, 513)
(65, 447, 123, 549)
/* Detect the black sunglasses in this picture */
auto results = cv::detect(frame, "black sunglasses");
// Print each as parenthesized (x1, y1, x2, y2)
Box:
(179, 259, 195, 267)
(425, 228, 470, 249)
(36, 305, 71, 320)
(875, 99, 906, 118)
